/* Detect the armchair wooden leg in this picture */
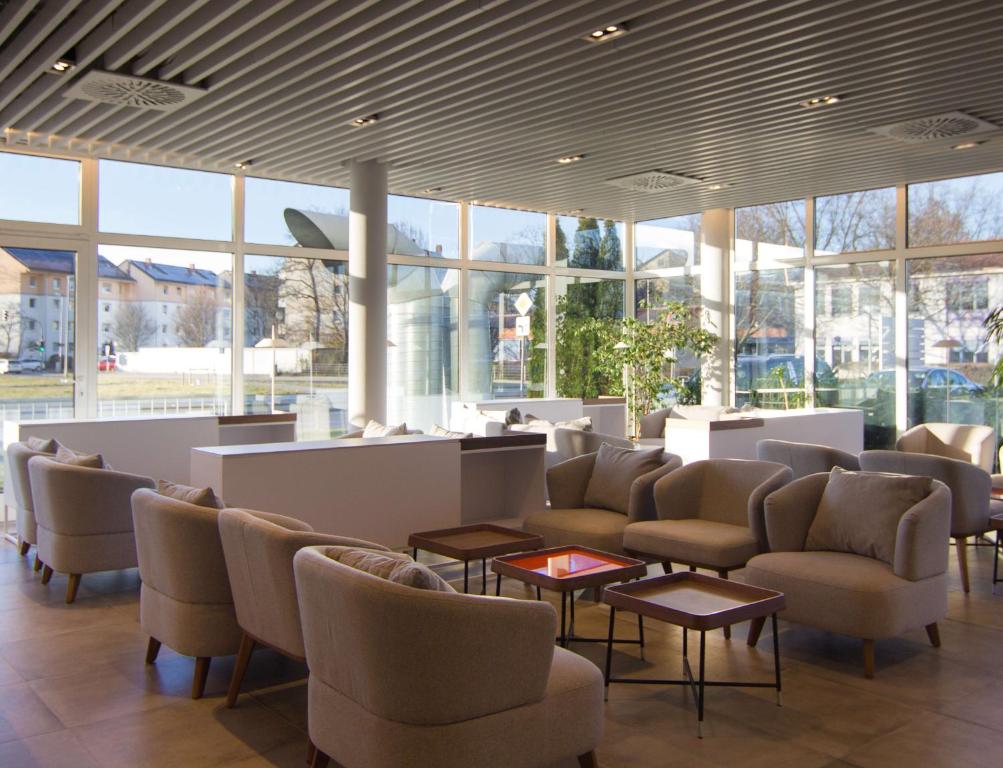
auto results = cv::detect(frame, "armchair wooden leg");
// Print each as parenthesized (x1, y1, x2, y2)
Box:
(925, 622, 941, 648)
(306, 741, 316, 766)
(862, 639, 875, 679)
(191, 657, 212, 699)
(578, 751, 599, 768)
(33, 554, 42, 572)
(40, 564, 53, 584)
(18, 538, 29, 556)
(955, 537, 970, 593)
(145, 637, 162, 664)
(226, 632, 256, 708)
(662, 561, 673, 574)
(309, 747, 330, 768)
(65, 574, 81, 604)
(747, 616, 766, 647)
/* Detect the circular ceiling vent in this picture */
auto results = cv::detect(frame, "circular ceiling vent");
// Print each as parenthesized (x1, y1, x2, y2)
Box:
(605, 170, 701, 192)
(63, 71, 207, 112)
(869, 110, 999, 144)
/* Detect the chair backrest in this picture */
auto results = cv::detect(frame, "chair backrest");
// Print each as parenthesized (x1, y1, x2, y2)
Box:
(859, 449, 990, 536)
(132, 488, 233, 606)
(553, 428, 633, 461)
(28, 456, 154, 536)
(6, 441, 51, 514)
(756, 439, 860, 480)
(897, 423, 996, 473)
(293, 546, 556, 726)
(638, 407, 672, 439)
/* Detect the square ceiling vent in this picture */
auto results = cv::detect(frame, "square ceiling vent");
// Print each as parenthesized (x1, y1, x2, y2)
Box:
(63, 71, 207, 111)
(605, 170, 701, 192)
(868, 111, 999, 144)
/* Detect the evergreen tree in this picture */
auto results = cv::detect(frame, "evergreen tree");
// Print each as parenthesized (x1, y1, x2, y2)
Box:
(570, 217, 600, 268)
(598, 219, 623, 271)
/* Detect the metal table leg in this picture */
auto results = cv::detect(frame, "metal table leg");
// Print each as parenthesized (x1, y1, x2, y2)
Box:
(495, 571, 502, 596)
(481, 558, 486, 595)
(697, 631, 706, 738)
(772, 612, 783, 706)
(463, 560, 469, 593)
(560, 591, 568, 647)
(603, 607, 616, 701)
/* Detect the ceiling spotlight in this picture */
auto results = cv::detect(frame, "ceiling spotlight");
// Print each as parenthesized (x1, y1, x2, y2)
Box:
(568, 208, 584, 215)
(351, 114, 379, 127)
(799, 95, 841, 109)
(423, 187, 443, 194)
(951, 140, 984, 150)
(234, 160, 253, 170)
(583, 22, 629, 43)
(557, 154, 585, 164)
(51, 58, 75, 74)
(707, 183, 731, 191)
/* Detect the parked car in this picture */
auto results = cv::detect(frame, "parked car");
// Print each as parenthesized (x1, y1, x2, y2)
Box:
(7, 359, 44, 374)
(865, 367, 985, 396)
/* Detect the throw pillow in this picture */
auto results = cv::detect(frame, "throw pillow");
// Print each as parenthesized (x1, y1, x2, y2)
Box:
(362, 419, 406, 438)
(430, 424, 473, 439)
(583, 443, 664, 515)
(804, 467, 932, 564)
(54, 445, 106, 469)
(335, 548, 456, 592)
(156, 480, 224, 509)
(556, 417, 593, 431)
(26, 436, 60, 453)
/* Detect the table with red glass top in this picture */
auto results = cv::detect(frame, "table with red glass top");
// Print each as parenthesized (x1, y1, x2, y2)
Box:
(491, 545, 648, 648)
(991, 486, 1003, 591)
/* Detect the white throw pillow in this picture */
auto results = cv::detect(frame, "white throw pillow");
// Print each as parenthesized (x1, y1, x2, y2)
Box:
(362, 419, 407, 438)
(430, 424, 472, 439)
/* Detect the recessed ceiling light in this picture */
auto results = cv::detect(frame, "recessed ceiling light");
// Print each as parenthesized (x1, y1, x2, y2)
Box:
(951, 140, 984, 150)
(799, 95, 841, 109)
(423, 187, 443, 194)
(707, 183, 731, 191)
(51, 58, 75, 74)
(568, 208, 584, 215)
(583, 22, 629, 43)
(234, 160, 253, 170)
(351, 114, 379, 127)
(557, 154, 585, 164)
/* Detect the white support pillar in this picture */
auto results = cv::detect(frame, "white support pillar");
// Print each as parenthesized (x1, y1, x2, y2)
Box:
(701, 208, 731, 406)
(347, 159, 388, 427)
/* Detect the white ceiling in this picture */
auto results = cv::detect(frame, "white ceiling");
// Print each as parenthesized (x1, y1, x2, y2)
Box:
(1, 0, 1003, 221)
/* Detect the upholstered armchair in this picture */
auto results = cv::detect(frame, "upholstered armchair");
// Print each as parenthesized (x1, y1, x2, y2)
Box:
(131, 488, 242, 698)
(6, 441, 56, 564)
(293, 546, 604, 768)
(28, 456, 154, 603)
(897, 422, 996, 473)
(859, 450, 991, 592)
(217, 508, 390, 707)
(744, 472, 951, 677)
(638, 407, 673, 440)
(553, 427, 634, 463)
(524, 445, 682, 554)
(756, 439, 860, 479)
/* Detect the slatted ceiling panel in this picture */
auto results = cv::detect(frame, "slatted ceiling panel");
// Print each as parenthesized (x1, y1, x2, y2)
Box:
(1, 1, 1003, 221)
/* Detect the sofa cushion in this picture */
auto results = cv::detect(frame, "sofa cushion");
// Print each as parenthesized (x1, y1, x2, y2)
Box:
(335, 548, 456, 592)
(362, 419, 407, 438)
(805, 467, 930, 564)
(54, 445, 106, 469)
(429, 424, 472, 439)
(156, 480, 224, 509)
(622, 519, 759, 568)
(583, 443, 663, 515)
(26, 436, 59, 453)
(524, 508, 630, 554)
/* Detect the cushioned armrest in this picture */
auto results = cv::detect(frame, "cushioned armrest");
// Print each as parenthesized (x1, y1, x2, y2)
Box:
(895, 425, 927, 454)
(627, 454, 682, 523)
(224, 507, 315, 532)
(894, 480, 952, 581)
(546, 453, 597, 509)
(291, 531, 389, 552)
(763, 473, 828, 552)
(747, 465, 794, 551)
(652, 462, 705, 521)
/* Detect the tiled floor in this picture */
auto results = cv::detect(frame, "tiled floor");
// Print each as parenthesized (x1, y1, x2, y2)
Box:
(1, 538, 1002, 767)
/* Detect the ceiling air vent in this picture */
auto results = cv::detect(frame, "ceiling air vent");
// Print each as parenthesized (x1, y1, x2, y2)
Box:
(63, 71, 207, 111)
(869, 111, 999, 144)
(605, 170, 700, 192)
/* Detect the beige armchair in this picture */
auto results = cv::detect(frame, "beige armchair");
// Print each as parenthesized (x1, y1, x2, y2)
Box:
(756, 439, 860, 479)
(293, 546, 604, 768)
(28, 456, 154, 603)
(638, 407, 673, 439)
(897, 422, 996, 473)
(524, 447, 682, 554)
(859, 450, 991, 592)
(553, 427, 634, 463)
(132, 488, 242, 699)
(218, 508, 390, 707)
(6, 441, 56, 563)
(744, 472, 951, 677)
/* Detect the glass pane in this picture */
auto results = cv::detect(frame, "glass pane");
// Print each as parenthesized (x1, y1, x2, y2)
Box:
(906, 255, 1001, 444)
(555, 276, 625, 398)
(735, 200, 806, 264)
(635, 275, 703, 402)
(388, 265, 459, 430)
(244, 177, 349, 248)
(0, 153, 80, 225)
(908, 172, 1003, 247)
(556, 216, 624, 270)
(466, 270, 546, 398)
(99, 160, 232, 240)
(734, 267, 805, 407)
(814, 188, 896, 254)
(815, 262, 896, 448)
(96, 245, 232, 417)
(634, 214, 700, 270)
(469, 206, 546, 265)
(387, 195, 459, 259)
(243, 254, 348, 439)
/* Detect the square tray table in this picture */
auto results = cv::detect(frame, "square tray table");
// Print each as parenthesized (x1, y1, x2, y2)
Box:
(602, 572, 785, 738)
(492, 545, 648, 648)
(408, 523, 543, 594)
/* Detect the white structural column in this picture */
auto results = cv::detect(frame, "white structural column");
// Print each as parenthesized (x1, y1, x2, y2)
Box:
(347, 160, 388, 427)
(701, 208, 731, 405)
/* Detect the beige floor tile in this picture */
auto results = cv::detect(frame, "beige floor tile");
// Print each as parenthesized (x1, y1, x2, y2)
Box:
(0, 683, 64, 744)
(0, 653, 23, 686)
(0, 618, 145, 680)
(0, 729, 100, 768)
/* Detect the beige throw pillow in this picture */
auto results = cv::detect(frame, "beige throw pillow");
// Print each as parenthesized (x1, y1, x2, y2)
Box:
(156, 480, 224, 509)
(804, 467, 932, 564)
(335, 548, 456, 592)
(362, 419, 406, 438)
(430, 424, 472, 439)
(26, 436, 59, 453)
(55, 445, 106, 469)
(583, 443, 664, 515)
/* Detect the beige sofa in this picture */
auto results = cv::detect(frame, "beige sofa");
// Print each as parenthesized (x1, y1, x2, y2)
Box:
(6, 441, 55, 562)
(756, 438, 860, 479)
(744, 472, 951, 677)
(897, 422, 996, 473)
(132, 488, 242, 698)
(218, 508, 389, 707)
(293, 546, 604, 768)
(29, 456, 154, 603)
